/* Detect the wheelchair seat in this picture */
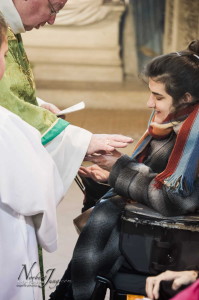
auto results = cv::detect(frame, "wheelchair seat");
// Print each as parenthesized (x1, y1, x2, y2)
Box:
(92, 273, 147, 300)
(121, 202, 199, 275)
(92, 203, 199, 300)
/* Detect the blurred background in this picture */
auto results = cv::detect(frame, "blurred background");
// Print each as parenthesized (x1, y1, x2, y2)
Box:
(22, 0, 199, 297)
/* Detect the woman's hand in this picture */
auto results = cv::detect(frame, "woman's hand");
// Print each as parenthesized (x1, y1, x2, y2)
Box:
(78, 165, 110, 182)
(84, 150, 122, 171)
(86, 134, 133, 156)
(145, 270, 198, 300)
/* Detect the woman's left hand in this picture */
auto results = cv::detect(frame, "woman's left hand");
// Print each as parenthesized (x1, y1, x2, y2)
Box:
(84, 150, 122, 171)
(78, 165, 110, 182)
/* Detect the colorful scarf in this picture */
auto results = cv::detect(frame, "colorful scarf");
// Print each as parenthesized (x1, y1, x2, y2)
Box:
(131, 104, 199, 196)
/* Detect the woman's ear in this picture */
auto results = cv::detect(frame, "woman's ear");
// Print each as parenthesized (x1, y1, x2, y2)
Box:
(182, 92, 193, 103)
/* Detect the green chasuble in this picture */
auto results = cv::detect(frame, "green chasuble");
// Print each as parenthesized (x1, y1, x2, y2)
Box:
(0, 28, 69, 145)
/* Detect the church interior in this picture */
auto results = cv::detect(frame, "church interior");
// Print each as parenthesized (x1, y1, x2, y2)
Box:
(21, 0, 199, 298)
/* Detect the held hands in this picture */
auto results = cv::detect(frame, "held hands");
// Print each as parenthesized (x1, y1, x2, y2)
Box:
(145, 270, 198, 300)
(78, 165, 110, 182)
(86, 134, 133, 156)
(83, 134, 133, 182)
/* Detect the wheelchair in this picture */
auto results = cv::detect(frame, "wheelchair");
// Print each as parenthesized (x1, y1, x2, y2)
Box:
(91, 202, 199, 300)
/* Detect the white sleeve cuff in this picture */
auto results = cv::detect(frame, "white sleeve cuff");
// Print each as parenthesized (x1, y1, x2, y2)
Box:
(45, 124, 92, 194)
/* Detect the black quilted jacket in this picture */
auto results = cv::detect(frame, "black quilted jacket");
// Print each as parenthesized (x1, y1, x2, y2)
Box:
(109, 132, 199, 216)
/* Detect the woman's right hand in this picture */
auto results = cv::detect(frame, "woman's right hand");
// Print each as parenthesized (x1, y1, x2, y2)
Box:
(145, 270, 198, 300)
(78, 165, 110, 183)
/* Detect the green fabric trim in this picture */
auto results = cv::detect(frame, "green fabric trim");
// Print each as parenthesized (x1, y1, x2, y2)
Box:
(0, 28, 59, 135)
(38, 246, 45, 300)
(41, 118, 70, 145)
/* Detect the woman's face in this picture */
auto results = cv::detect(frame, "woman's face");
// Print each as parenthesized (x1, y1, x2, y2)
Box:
(0, 38, 8, 80)
(147, 78, 174, 123)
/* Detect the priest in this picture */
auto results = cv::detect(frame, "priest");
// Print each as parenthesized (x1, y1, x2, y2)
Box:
(0, 0, 133, 194)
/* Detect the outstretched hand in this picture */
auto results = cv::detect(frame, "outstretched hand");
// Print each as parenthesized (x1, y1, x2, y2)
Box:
(86, 134, 133, 156)
(84, 150, 122, 171)
(145, 270, 198, 300)
(78, 165, 110, 182)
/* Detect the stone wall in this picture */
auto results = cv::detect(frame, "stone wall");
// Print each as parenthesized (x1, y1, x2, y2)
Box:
(23, 1, 125, 83)
(164, 0, 199, 52)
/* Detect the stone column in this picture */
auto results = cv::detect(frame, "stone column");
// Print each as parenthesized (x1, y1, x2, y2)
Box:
(164, 0, 199, 53)
(122, 3, 138, 78)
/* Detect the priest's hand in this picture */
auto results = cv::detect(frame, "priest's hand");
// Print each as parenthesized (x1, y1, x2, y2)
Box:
(86, 134, 133, 156)
(145, 270, 198, 300)
(84, 150, 122, 171)
(40, 102, 61, 114)
(79, 165, 110, 182)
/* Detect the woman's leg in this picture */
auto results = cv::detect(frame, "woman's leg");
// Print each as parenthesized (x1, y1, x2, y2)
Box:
(80, 177, 110, 212)
(49, 262, 73, 300)
(71, 195, 126, 300)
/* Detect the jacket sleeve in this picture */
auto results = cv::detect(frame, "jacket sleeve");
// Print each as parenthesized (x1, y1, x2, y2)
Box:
(109, 155, 199, 216)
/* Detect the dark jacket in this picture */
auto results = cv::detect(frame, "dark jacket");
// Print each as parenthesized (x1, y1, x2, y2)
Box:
(109, 132, 199, 216)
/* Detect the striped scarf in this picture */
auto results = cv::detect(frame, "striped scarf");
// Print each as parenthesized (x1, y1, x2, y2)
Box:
(131, 104, 199, 196)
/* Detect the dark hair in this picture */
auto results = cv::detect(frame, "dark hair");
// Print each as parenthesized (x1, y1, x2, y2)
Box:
(143, 40, 199, 109)
(0, 13, 7, 47)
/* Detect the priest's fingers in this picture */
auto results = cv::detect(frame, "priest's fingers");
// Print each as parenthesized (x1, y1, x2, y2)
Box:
(107, 137, 133, 148)
(87, 134, 133, 155)
(41, 102, 60, 114)
(104, 135, 133, 149)
(108, 134, 133, 144)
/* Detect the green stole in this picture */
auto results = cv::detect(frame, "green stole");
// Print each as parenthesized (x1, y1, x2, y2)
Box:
(0, 28, 69, 145)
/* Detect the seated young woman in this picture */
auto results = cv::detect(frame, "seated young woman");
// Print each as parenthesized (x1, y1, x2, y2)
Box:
(50, 40, 199, 300)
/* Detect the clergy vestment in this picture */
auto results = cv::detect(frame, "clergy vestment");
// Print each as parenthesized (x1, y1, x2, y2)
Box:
(0, 106, 64, 300)
(0, 0, 92, 194)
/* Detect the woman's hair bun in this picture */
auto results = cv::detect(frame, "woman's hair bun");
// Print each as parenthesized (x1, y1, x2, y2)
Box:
(187, 40, 199, 55)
